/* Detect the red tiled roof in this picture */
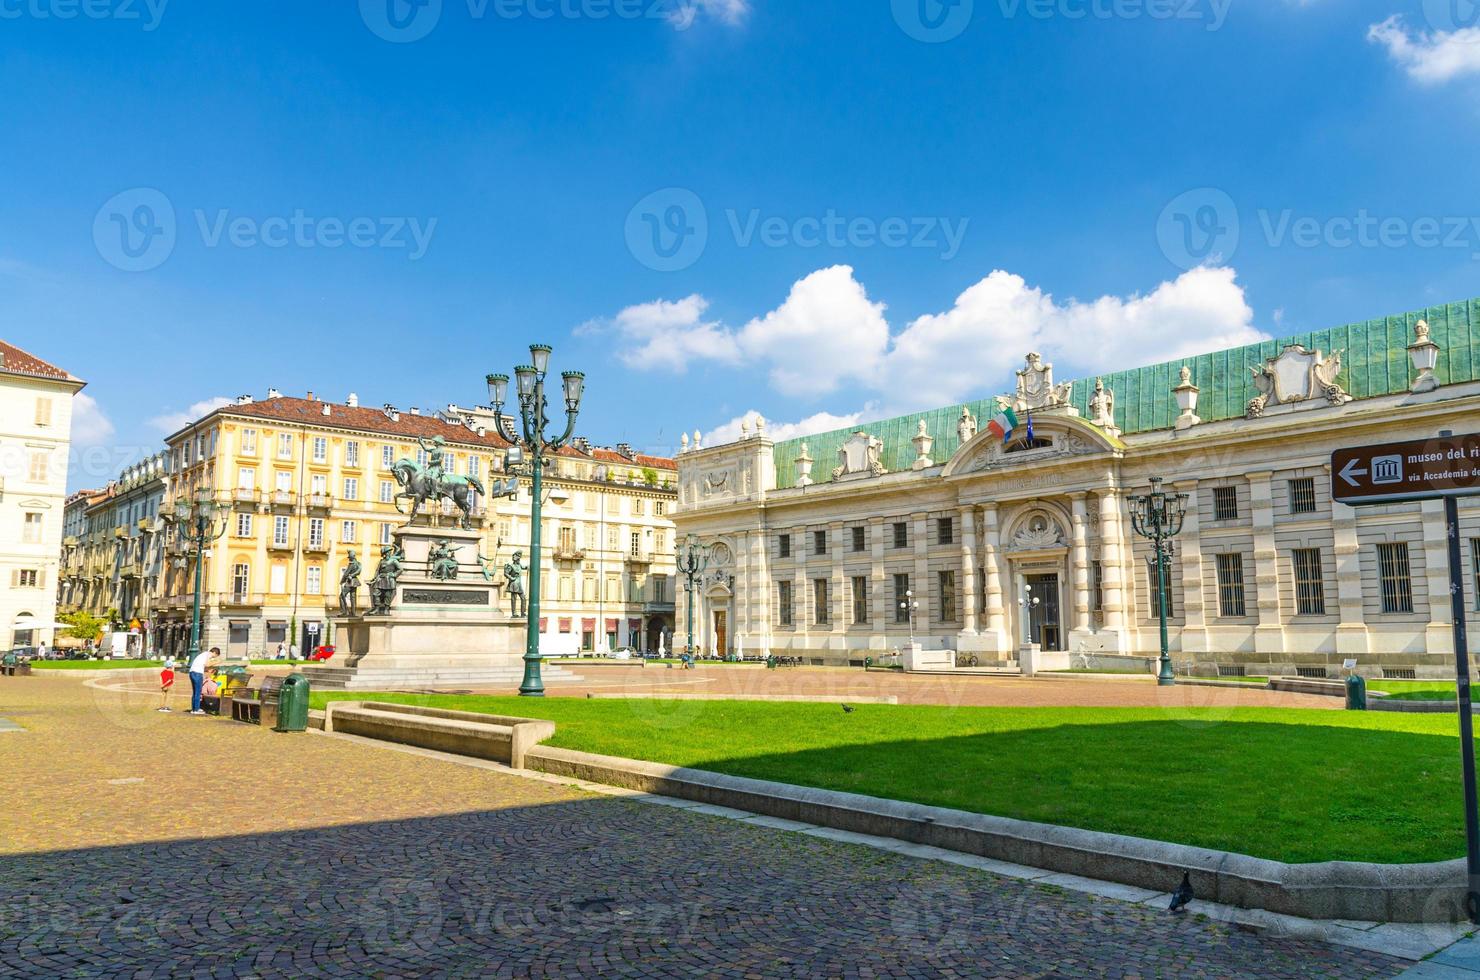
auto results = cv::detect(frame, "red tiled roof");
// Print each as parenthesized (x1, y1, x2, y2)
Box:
(0, 340, 79, 382)
(192, 397, 514, 449)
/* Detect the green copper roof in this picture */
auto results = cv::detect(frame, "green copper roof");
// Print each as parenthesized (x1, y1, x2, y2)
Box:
(771, 295, 1480, 489)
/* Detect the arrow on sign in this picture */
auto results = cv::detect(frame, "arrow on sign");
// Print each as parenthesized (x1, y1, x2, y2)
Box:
(1339, 458, 1368, 487)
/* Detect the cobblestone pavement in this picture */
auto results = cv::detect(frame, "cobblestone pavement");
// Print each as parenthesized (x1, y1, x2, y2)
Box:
(0, 674, 1403, 978)
(522, 663, 1342, 710)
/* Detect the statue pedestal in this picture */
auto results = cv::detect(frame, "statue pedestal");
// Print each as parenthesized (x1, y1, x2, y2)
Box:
(307, 525, 578, 691)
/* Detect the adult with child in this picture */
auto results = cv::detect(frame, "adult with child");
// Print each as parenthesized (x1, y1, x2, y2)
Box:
(187, 647, 219, 716)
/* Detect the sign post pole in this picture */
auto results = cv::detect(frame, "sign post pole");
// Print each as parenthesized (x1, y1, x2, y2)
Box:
(1331, 431, 1480, 922)
(1446, 494, 1480, 923)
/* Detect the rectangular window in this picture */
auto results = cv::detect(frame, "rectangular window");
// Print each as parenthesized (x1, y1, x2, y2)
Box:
(21, 512, 42, 544)
(341, 521, 358, 543)
(778, 534, 791, 558)
(28, 452, 47, 483)
(312, 438, 328, 463)
(1289, 477, 1317, 515)
(468, 456, 480, 477)
(236, 513, 253, 538)
(232, 563, 250, 597)
(1213, 486, 1238, 521)
(345, 441, 360, 467)
(630, 531, 642, 557)
(654, 501, 665, 517)
(778, 581, 794, 626)
(311, 475, 327, 495)
(379, 480, 394, 503)
(893, 573, 911, 623)
(380, 523, 393, 546)
(238, 467, 255, 491)
(851, 576, 869, 625)
(273, 516, 290, 548)
(15, 569, 39, 588)
(240, 429, 257, 455)
(276, 470, 292, 492)
(1215, 553, 1247, 617)
(306, 566, 322, 595)
(278, 434, 293, 458)
(1148, 558, 1175, 618)
(851, 526, 866, 552)
(382, 445, 395, 468)
(1378, 542, 1414, 614)
(893, 522, 908, 549)
(308, 518, 325, 548)
(938, 570, 957, 622)
(1293, 548, 1326, 616)
(269, 564, 287, 594)
(1092, 560, 1104, 611)
(813, 529, 827, 555)
(343, 478, 359, 501)
(937, 517, 954, 546)
(813, 578, 830, 625)
(33, 397, 52, 427)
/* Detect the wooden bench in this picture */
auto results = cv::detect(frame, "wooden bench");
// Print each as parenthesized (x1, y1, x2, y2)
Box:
(230, 676, 285, 727)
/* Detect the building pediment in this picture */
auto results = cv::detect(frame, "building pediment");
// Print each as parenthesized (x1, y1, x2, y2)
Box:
(942, 413, 1123, 478)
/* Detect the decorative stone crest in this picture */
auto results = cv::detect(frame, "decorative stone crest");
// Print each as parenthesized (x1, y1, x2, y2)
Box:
(832, 431, 886, 481)
(957, 406, 978, 444)
(1088, 378, 1119, 437)
(708, 541, 733, 567)
(702, 470, 731, 496)
(911, 419, 935, 471)
(1246, 345, 1352, 419)
(1014, 352, 1078, 416)
(1009, 514, 1067, 552)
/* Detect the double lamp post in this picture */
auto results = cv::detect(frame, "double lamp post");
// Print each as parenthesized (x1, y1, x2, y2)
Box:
(487, 344, 585, 697)
(165, 488, 229, 664)
(1128, 476, 1188, 687)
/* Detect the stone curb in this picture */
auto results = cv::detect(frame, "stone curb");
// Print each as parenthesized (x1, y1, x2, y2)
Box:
(525, 744, 1468, 924)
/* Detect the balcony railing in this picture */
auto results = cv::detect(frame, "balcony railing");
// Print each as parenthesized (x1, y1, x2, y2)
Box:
(218, 592, 265, 608)
(554, 545, 585, 561)
(644, 600, 676, 614)
(268, 538, 295, 552)
(624, 551, 654, 566)
(307, 493, 333, 510)
(270, 490, 296, 507)
(233, 488, 261, 504)
(304, 540, 329, 554)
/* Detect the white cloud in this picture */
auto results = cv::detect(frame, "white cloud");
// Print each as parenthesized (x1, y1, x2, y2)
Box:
(668, 0, 750, 28)
(1368, 16, 1480, 84)
(147, 396, 232, 435)
(736, 265, 889, 396)
(69, 393, 115, 448)
(594, 294, 742, 372)
(703, 405, 878, 446)
(602, 264, 1263, 415)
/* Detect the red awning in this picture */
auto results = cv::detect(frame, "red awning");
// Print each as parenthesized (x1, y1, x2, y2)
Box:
(581, 618, 596, 630)
(605, 619, 618, 632)
(558, 618, 572, 633)
(538, 618, 548, 632)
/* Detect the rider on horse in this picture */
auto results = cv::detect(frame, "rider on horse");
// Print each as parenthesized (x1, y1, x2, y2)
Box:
(418, 435, 447, 487)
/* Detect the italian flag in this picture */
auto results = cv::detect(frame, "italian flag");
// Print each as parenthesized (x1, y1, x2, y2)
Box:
(986, 407, 1019, 441)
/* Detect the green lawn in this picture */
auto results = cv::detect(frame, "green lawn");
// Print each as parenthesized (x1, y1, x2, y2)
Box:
(309, 692, 1472, 865)
(1370, 680, 1459, 702)
(31, 659, 160, 670)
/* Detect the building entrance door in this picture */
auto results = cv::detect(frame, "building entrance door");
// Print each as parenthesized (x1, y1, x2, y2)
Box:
(1026, 574, 1062, 651)
(713, 610, 727, 658)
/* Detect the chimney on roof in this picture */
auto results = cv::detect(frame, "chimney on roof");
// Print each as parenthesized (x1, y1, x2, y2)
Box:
(574, 437, 591, 453)
(235, 394, 253, 406)
(268, 388, 282, 399)
(409, 407, 420, 416)
(347, 393, 359, 408)
(616, 442, 636, 460)
(321, 404, 332, 417)
(306, 391, 316, 402)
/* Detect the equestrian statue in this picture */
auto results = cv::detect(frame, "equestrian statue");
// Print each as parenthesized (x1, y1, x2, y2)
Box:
(389, 435, 487, 530)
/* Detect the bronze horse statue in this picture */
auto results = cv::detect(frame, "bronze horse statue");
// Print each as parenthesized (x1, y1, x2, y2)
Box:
(390, 459, 486, 530)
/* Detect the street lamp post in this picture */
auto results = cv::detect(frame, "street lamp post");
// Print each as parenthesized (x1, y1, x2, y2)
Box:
(676, 534, 708, 659)
(1128, 476, 1189, 687)
(1018, 584, 1041, 644)
(487, 345, 585, 697)
(166, 488, 228, 663)
(899, 589, 920, 648)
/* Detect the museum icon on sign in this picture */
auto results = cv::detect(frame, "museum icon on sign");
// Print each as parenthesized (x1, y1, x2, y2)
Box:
(1372, 455, 1403, 485)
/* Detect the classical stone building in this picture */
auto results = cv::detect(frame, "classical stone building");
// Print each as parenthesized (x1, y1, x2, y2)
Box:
(673, 301, 1480, 678)
(156, 392, 676, 659)
(0, 341, 84, 650)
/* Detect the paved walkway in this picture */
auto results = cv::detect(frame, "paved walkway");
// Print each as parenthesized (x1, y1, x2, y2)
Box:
(0, 673, 1405, 977)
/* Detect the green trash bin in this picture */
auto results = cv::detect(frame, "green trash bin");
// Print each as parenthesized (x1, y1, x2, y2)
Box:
(274, 672, 310, 733)
(1345, 673, 1367, 711)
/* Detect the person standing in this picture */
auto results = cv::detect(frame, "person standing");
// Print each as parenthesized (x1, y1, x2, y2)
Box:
(187, 647, 218, 716)
(36, 640, 48, 662)
(158, 657, 177, 713)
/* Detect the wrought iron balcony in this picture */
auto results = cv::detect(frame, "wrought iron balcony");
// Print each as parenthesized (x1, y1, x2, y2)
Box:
(307, 493, 333, 510)
(270, 490, 297, 507)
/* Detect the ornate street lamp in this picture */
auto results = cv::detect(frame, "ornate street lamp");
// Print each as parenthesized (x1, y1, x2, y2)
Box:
(676, 534, 709, 659)
(164, 487, 228, 664)
(1018, 584, 1041, 644)
(486, 345, 585, 697)
(1128, 476, 1189, 687)
(899, 589, 921, 648)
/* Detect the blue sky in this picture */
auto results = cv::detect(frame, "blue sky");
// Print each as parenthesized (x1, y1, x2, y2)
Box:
(3, 0, 1478, 489)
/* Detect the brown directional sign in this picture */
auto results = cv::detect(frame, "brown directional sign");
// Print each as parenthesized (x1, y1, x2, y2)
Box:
(1331, 432, 1480, 505)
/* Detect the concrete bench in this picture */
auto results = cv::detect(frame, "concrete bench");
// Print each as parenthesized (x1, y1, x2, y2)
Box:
(321, 701, 555, 770)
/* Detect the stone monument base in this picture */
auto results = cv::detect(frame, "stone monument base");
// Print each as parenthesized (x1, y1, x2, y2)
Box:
(305, 523, 580, 692)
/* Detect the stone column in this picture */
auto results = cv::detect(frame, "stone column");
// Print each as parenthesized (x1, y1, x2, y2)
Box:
(1331, 498, 1368, 656)
(1247, 471, 1285, 656)
(1174, 479, 1208, 656)
(829, 521, 847, 646)
(913, 511, 930, 644)
(869, 517, 888, 650)
(980, 503, 1008, 655)
(960, 505, 980, 635)
(1096, 489, 1128, 651)
(1422, 499, 1456, 656)
(1069, 494, 1091, 635)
